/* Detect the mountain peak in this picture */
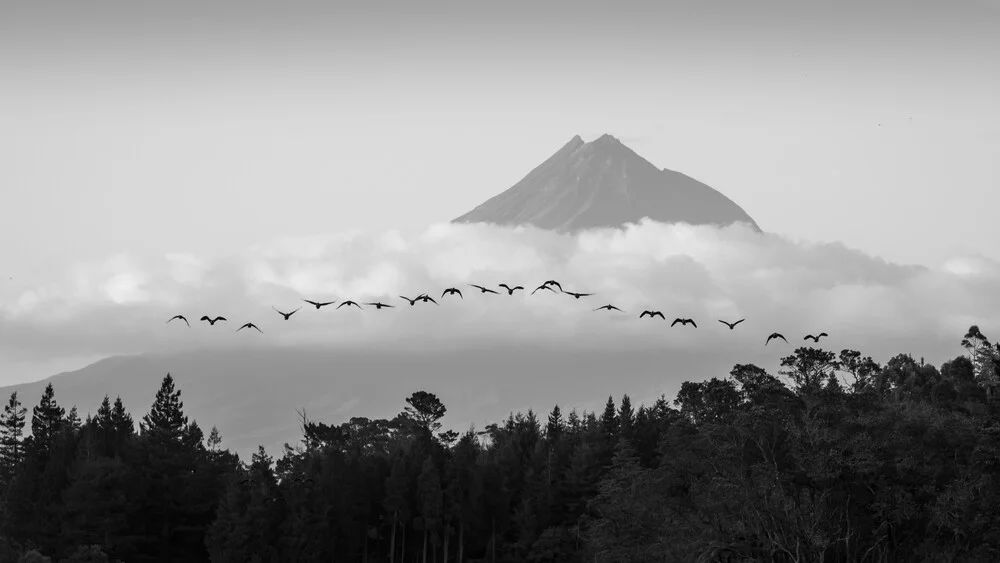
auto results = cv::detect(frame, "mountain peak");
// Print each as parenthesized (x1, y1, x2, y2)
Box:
(452, 133, 761, 233)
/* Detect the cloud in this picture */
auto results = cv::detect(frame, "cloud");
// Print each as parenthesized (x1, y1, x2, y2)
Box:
(1, 219, 997, 368)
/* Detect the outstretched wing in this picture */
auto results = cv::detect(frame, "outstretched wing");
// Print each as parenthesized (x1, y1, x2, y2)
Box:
(653, 312, 665, 319)
(513, 286, 524, 290)
(640, 311, 650, 318)
(671, 318, 682, 326)
(733, 319, 745, 326)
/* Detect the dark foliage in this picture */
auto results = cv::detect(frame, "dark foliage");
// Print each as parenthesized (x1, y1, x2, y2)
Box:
(1, 327, 1000, 562)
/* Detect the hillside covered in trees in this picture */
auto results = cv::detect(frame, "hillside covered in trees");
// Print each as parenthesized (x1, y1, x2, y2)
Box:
(0, 326, 999, 563)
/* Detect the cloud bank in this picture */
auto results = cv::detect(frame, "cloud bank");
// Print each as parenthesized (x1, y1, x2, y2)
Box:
(1, 220, 997, 369)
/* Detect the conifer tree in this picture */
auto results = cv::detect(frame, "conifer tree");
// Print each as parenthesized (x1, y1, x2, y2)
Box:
(0, 391, 27, 482)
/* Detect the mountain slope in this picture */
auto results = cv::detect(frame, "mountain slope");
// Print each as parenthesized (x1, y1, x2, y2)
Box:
(452, 134, 761, 232)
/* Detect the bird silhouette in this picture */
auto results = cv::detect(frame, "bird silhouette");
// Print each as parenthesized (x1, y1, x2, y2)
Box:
(639, 310, 665, 319)
(671, 318, 697, 327)
(718, 319, 745, 330)
(766, 332, 788, 345)
(531, 284, 557, 295)
(594, 304, 622, 312)
(804, 332, 829, 342)
(167, 315, 190, 327)
(469, 284, 499, 295)
(542, 280, 563, 292)
(498, 284, 524, 295)
(338, 300, 363, 310)
(441, 287, 463, 299)
(237, 322, 262, 333)
(303, 299, 336, 310)
(564, 291, 594, 299)
(272, 306, 301, 320)
(200, 316, 227, 326)
(417, 294, 439, 305)
(399, 295, 422, 306)
(366, 302, 394, 310)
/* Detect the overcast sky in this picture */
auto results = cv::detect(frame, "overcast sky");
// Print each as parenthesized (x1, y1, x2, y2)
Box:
(1, 0, 998, 384)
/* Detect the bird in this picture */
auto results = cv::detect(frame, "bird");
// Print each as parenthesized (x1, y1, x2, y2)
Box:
(200, 316, 227, 326)
(337, 300, 363, 310)
(671, 318, 697, 327)
(766, 332, 788, 345)
(498, 283, 524, 295)
(237, 322, 262, 333)
(542, 280, 563, 292)
(399, 295, 422, 306)
(272, 306, 301, 320)
(718, 319, 745, 330)
(303, 299, 336, 310)
(469, 284, 499, 295)
(417, 294, 439, 305)
(639, 310, 665, 319)
(366, 302, 394, 310)
(441, 287, 463, 299)
(167, 315, 190, 327)
(564, 291, 594, 299)
(531, 284, 557, 295)
(594, 304, 622, 312)
(804, 332, 829, 342)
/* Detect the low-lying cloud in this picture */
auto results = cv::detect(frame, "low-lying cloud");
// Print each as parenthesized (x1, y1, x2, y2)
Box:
(2, 219, 997, 370)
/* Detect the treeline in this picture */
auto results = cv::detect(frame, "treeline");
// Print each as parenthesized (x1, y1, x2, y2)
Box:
(0, 326, 998, 562)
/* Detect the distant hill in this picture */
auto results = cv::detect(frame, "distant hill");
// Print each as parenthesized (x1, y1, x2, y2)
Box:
(0, 344, 745, 460)
(452, 134, 761, 232)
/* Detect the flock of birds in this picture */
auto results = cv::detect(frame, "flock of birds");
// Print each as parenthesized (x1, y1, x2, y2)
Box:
(166, 280, 830, 346)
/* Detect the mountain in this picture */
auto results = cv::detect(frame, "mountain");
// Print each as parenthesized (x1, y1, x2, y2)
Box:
(0, 344, 750, 460)
(452, 134, 761, 232)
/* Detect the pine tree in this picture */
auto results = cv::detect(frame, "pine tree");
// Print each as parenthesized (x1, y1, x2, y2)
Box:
(206, 426, 223, 452)
(545, 405, 564, 444)
(0, 391, 27, 482)
(30, 383, 65, 459)
(600, 396, 618, 440)
(617, 395, 634, 441)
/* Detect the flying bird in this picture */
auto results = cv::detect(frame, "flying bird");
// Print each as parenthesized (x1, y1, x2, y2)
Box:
(564, 291, 594, 299)
(718, 319, 745, 330)
(441, 287, 463, 299)
(498, 284, 524, 295)
(237, 322, 263, 333)
(272, 307, 301, 320)
(594, 304, 622, 312)
(337, 300, 363, 310)
(200, 316, 227, 326)
(531, 284, 557, 295)
(639, 310, 665, 319)
(366, 302, 394, 310)
(417, 294, 439, 305)
(303, 299, 336, 310)
(766, 332, 788, 345)
(542, 280, 563, 292)
(399, 295, 422, 306)
(671, 318, 697, 327)
(804, 332, 829, 342)
(167, 315, 190, 327)
(469, 284, 499, 295)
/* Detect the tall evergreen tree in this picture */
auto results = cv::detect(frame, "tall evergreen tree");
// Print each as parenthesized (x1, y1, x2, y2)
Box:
(0, 391, 27, 483)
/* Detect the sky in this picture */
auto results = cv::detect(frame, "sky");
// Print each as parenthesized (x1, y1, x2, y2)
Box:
(0, 0, 998, 386)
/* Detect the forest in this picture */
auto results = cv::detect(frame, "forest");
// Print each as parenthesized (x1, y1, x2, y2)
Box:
(0, 325, 998, 563)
